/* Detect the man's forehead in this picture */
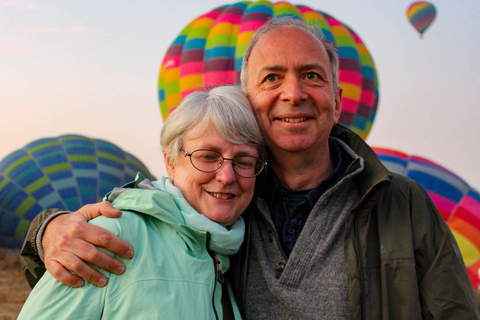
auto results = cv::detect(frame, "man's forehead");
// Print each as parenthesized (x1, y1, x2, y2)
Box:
(251, 27, 325, 57)
(249, 35, 328, 71)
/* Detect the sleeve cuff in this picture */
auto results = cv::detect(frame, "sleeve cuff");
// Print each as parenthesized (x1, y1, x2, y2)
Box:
(36, 211, 71, 262)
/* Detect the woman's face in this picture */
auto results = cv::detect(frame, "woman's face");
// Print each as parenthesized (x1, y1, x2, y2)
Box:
(165, 125, 258, 226)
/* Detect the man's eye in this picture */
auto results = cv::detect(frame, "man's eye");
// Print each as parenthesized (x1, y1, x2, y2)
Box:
(266, 74, 278, 82)
(306, 72, 319, 80)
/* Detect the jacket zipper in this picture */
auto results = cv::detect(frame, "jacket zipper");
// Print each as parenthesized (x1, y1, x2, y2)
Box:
(208, 249, 223, 320)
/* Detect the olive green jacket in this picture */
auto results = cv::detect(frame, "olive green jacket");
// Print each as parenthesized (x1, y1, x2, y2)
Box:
(228, 125, 479, 319)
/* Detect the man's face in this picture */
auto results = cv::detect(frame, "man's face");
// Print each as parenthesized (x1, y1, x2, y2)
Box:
(245, 26, 342, 156)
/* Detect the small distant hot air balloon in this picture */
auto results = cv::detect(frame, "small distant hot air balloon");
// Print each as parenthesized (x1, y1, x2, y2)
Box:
(406, 1, 436, 38)
(374, 147, 480, 289)
(0, 134, 155, 249)
(158, 1, 379, 140)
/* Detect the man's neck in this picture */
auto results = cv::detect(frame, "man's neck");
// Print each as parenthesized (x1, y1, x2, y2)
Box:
(270, 144, 335, 191)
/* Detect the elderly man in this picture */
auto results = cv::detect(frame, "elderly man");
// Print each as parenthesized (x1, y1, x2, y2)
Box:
(21, 18, 479, 319)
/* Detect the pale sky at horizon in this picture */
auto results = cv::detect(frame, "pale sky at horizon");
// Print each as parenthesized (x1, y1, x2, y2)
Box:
(2, 0, 480, 190)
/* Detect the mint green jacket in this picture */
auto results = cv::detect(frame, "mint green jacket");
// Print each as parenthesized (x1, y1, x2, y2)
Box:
(18, 175, 244, 320)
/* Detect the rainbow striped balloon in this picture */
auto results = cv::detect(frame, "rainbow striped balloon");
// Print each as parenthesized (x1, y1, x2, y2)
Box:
(374, 147, 480, 289)
(158, 1, 379, 140)
(406, 1, 436, 38)
(0, 135, 154, 248)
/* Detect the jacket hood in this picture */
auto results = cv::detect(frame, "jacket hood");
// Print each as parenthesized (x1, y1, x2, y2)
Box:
(105, 174, 245, 256)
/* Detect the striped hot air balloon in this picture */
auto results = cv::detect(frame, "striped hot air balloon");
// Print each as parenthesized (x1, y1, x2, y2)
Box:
(159, 1, 379, 140)
(406, 1, 437, 38)
(374, 147, 480, 289)
(0, 134, 155, 248)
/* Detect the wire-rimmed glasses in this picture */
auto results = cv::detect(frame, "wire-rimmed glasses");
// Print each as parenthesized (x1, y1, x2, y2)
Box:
(179, 149, 266, 178)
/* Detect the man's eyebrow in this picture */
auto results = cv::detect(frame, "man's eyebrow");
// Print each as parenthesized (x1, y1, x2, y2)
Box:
(259, 65, 287, 73)
(259, 64, 328, 73)
(298, 63, 328, 73)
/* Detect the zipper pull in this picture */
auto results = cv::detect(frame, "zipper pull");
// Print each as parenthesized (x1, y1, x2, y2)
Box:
(214, 255, 225, 284)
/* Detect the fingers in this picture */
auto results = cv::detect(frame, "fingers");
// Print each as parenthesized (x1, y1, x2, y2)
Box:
(42, 207, 133, 287)
(45, 250, 108, 288)
(77, 202, 123, 221)
(81, 222, 134, 260)
(46, 260, 85, 287)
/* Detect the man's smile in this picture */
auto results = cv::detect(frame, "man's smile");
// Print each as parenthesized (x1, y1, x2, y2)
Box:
(280, 117, 308, 123)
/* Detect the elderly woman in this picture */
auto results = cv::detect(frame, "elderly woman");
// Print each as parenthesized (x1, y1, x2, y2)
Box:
(18, 86, 265, 320)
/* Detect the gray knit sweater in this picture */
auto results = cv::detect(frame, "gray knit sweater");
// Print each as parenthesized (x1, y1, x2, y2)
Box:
(244, 139, 364, 319)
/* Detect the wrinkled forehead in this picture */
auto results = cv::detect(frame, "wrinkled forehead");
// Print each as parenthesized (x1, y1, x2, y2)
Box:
(248, 26, 330, 73)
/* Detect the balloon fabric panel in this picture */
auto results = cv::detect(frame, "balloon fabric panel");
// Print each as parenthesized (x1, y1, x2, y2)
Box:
(0, 135, 155, 249)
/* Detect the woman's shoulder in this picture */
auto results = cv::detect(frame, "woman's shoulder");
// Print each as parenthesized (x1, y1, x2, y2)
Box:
(88, 210, 149, 241)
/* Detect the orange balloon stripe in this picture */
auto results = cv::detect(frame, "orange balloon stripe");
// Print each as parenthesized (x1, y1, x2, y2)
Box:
(448, 216, 480, 251)
(453, 201, 480, 231)
(407, 2, 429, 18)
(340, 82, 362, 100)
(163, 72, 180, 88)
(179, 74, 203, 91)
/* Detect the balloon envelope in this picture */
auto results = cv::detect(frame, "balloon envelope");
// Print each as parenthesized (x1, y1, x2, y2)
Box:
(406, 1, 436, 38)
(0, 134, 155, 248)
(374, 147, 480, 289)
(158, 1, 379, 140)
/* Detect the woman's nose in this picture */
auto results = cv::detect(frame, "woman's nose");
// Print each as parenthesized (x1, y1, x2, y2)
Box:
(215, 160, 236, 185)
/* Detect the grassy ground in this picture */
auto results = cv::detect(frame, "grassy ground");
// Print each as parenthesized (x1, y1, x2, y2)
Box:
(0, 248, 31, 320)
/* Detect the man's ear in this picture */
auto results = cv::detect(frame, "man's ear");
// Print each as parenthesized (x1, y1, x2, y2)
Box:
(333, 86, 343, 125)
(164, 153, 175, 180)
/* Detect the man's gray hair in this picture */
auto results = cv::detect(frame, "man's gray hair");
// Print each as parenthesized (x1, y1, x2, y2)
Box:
(161, 85, 265, 164)
(240, 17, 339, 93)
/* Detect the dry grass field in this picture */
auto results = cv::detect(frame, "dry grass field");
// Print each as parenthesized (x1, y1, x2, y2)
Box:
(0, 248, 31, 320)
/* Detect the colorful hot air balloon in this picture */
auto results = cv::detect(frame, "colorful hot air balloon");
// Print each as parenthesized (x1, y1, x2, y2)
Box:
(406, 1, 436, 38)
(158, 1, 379, 140)
(0, 134, 155, 249)
(373, 147, 480, 289)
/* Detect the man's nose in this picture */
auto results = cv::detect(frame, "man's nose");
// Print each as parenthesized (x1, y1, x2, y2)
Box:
(280, 77, 307, 105)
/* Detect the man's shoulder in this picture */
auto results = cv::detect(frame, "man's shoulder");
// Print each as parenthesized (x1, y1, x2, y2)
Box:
(388, 172, 427, 194)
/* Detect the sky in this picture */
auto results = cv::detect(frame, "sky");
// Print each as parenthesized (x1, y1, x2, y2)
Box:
(2, 0, 480, 190)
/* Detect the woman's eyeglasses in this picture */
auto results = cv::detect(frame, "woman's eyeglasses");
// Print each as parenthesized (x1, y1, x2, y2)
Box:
(179, 149, 267, 178)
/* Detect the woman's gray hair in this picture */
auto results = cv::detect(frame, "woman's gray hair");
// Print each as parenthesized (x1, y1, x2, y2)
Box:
(240, 17, 339, 93)
(161, 85, 265, 164)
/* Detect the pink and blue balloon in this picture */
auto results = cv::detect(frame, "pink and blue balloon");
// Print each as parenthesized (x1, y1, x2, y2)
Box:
(374, 147, 480, 289)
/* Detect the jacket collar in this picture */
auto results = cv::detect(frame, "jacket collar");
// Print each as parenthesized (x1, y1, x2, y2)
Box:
(331, 124, 392, 196)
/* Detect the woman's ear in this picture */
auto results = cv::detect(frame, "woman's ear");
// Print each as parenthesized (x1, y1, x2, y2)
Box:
(164, 153, 175, 180)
